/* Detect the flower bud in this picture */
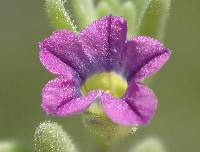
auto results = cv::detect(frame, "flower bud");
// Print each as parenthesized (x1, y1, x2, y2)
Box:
(0, 141, 30, 152)
(129, 137, 167, 152)
(34, 121, 78, 152)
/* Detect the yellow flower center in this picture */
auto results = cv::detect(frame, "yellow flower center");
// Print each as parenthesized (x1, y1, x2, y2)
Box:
(81, 72, 128, 98)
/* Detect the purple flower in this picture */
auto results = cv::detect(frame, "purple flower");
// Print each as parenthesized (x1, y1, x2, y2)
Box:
(39, 16, 170, 126)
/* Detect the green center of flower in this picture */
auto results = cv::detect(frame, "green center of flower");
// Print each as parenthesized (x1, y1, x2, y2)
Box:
(81, 72, 128, 98)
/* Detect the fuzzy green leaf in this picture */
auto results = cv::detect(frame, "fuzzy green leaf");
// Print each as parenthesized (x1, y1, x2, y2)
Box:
(96, 1, 112, 18)
(122, 1, 137, 37)
(70, 0, 96, 30)
(102, 0, 121, 15)
(132, 0, 146, 13)
(45, 0, 77, 31)
(138, 0, 171, 39)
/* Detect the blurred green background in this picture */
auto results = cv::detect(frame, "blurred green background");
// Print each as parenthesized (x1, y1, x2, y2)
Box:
(0, 0, 199, 152)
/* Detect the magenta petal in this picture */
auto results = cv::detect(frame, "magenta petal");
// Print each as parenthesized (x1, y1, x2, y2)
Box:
(80, 16, 127, 72)
(42, 76, 102, 116)
(134, 52, 170, 81)
(57, 90, 102, 116)
(39, 48, 80, 80)
(124, 81, 158, 124)
(102, 93, 140, 126)
(102, 81, 157, 126)
(39, 29, 91, 79)
(121, 36, 171, 81)
(42, 76, 82, 115)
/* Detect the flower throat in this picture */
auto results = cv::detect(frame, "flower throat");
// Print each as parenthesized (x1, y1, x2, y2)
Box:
(81, 72, 128, 98)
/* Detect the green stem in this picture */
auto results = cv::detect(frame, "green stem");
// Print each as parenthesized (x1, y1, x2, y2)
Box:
(95, 138, 111, 152)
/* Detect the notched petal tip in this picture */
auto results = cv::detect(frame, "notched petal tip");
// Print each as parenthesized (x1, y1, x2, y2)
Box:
(39, 46, 81, 79)
(57, 89, 102, 116)
(79, 15, 128, 72)
(121, 36, 171, 81)
(101, 81, 158, 126)
(134, 48, 171, 81)
(41, 76, 102, 116)
(125, 81, 158, 125)
(39, 29, 92, 80)
(41, 76, 81, 114)
(101, 93, 141, 126)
